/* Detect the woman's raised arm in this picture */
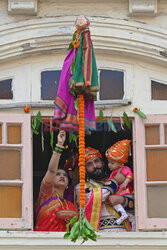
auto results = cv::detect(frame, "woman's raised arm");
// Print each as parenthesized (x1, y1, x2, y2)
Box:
(44, 130, 66, 184)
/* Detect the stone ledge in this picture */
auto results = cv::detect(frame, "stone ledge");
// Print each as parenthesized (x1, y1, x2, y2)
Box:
(8, 0, 37, 15)
(0, 100, 131, 110)
(129, 0, 157, 16)
(0, 231, 167, 250)
(0, 17, 167, 64)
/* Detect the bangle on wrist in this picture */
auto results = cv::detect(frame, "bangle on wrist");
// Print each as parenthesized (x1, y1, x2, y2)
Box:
(56, 144, 64, 149)
(54, 144, 64, 154)
(53, 149, 62, 154)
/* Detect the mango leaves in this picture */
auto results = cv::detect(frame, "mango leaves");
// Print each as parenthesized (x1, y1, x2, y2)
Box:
(107, 118, 117, 133)
(64, 211, 98, 244)
(69, 133, 78, 148)
(123, 112, 131, 129)
(31, 111, 41, 135)
(50, 131, 54, 150)
(134, 109, 147, 119)
(64, 214, 79, 241)
(99, 109, 104, 122)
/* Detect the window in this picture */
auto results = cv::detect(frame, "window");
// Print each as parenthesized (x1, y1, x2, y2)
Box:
(0, 114, 33, 229)
(33, 117, 133, 228)
(0, 79, 13, 99)
(134, 115, 167, 230)
(41, 70, 61, 100)
(151, 80, 167, 100)
(40, 68, 126, 103)
(99, 69, 124, 100)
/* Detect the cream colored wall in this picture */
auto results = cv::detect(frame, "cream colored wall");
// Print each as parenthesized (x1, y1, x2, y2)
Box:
(0, 0, 167, 245)
(1, 0, 167, 29)
(0, 49, 166, 117)
(0, 231, 167, 250)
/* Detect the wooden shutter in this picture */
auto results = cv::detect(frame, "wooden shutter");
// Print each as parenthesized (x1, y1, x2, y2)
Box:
(134, 115, 167, 230)
(0, 114, 33, 229)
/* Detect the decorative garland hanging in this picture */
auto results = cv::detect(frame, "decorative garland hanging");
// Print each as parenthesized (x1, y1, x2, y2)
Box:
(78, 94, 85, 208)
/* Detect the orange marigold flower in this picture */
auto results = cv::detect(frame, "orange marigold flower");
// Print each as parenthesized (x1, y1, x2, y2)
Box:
(24, 106, 30, 113)
(133, 108, 139, 112)
(78, 94, 86, 208)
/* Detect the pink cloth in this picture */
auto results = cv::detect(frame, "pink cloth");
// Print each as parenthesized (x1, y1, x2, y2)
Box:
(53, 47, 96, 132)
(85, 187, 102, 230)
(106, 166, 134, 196)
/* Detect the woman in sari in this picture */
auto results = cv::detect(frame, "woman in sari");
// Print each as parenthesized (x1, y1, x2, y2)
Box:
(34, 130, 78, 232)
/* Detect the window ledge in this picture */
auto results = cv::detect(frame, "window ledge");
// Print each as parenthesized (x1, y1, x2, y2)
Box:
(95, 99, 131, 109)
(0, 231, 167, 249)
(8, 0, 37, 15)
(129, 0, 157, 16)
(0, 100, 131, 110)
(0, 101, 54, 110)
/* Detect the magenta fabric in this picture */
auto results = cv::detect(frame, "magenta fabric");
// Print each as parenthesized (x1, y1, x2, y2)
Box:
(54, 47, 96, 132)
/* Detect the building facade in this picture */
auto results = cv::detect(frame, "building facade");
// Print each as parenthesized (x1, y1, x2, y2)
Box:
(0, 0, 167, 249)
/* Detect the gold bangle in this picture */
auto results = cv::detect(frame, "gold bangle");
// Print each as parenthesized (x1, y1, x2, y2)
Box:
(56, 144, 64, 149)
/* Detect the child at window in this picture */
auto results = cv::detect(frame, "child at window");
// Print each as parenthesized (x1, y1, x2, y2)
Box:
(105, 140, 134, 226)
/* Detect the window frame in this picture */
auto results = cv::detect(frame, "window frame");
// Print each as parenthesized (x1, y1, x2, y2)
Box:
(150, 72, 167, 102)
(98, 68, 124, 101)
(0, 78, 13, 100)
(95, 60, 133, 106)
(151, 78, 167, 101)
(31, 56, 64, 103)
(0, 114, 33, 230)
(0, 65, 31, 104)
(134, 114, 167, 230)
(31, 58, 133, 108)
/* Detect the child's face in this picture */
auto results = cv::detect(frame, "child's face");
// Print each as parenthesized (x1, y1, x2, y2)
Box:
(108, 159, 122, 171)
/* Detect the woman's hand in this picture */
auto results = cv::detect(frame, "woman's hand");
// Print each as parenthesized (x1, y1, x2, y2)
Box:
(106, 195, 124, 206)
(57, 130, 66, 146)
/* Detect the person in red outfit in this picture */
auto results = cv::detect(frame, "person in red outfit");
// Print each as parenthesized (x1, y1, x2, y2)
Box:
(34, 130, 78, 232)
(105, 140, 134, 227)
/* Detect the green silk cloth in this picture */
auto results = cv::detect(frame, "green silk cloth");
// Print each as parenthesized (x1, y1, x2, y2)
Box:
(71, 30, 99, 98)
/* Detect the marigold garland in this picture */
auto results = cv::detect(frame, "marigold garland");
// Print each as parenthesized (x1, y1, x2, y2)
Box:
(78, 94, 85, 208)
(72, 29, 81, 49)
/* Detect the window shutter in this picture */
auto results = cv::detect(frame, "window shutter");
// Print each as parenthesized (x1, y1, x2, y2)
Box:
(134, 115, 167, 230)
(0, 114, 33, 229)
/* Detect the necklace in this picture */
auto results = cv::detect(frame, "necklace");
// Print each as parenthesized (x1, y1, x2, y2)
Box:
(55, 191, 69, 210)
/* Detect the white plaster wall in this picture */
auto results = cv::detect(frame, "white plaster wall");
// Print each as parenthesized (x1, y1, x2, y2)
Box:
(0, 0, 167, 246)
(0, 64, 31, 104)
(0, 0, 167, 29)
(0, 50, 166, 117)
(0, 231, 167, 250)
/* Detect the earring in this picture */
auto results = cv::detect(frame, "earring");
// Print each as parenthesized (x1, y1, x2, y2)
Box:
(66, 186, 69, 190)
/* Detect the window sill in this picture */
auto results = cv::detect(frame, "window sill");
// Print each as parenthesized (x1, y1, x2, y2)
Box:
(0, 231, 167, 249)
(0, 100, 131, 110)
(95, 99, 131, 109)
